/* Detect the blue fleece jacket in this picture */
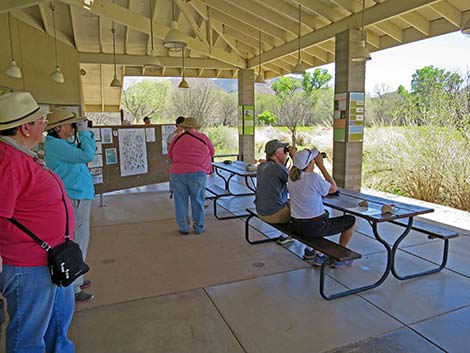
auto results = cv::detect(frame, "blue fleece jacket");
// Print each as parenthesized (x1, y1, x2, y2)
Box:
(44, 130, 96, 200)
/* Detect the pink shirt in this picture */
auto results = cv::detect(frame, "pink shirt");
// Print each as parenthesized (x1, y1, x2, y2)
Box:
(168, 130, 215, 174)
(0, 142, 75, 266)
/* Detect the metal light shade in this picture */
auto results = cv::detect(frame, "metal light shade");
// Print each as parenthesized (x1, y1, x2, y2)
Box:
(50, 66, 64, 83)
(5, 60, 22, 79)
(163, 21, 187, 49)
(110, 75, 122, 88)
(352, 40, 371, 62)
(178, 77, 189, 89)
(292, 59, 307, 75)
(462, 17, 470, 37)
(255, 72, 266, 84)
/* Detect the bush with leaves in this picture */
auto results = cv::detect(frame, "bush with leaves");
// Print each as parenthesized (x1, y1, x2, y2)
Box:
(363, 126, 470, 211)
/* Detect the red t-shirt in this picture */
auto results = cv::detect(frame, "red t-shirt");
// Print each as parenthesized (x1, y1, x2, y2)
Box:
(0, 142, 75, 266)
(168, 131, 215, 174)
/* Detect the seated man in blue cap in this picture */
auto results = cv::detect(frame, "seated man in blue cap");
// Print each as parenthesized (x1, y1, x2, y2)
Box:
(255, 139, 296, 244)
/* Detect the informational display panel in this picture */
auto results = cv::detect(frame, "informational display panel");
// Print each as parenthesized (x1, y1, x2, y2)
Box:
(92, 124, 173, 194)
(238, 105, 254, 135)
(333, 92, 365, 143)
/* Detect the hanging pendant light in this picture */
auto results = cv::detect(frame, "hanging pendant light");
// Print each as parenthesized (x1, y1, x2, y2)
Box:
(110, 22, 122, 87)
(49, 1, 64, 83)
(292, 4, 307, 75)
(352, 0, 371, 62)
(5, 12, 22, 79)
(163, 0, 187, 50)
(178, 48, 189, 89)
(255, 31, 266, 84)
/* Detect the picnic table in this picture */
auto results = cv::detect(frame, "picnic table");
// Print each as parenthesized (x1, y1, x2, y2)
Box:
(212, 161, 257, 194)
(206, 161, 257, 220)
(321, 187, 457, 297)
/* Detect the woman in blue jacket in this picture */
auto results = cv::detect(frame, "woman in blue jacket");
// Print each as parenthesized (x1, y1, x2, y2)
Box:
(44, 107, 96, 303)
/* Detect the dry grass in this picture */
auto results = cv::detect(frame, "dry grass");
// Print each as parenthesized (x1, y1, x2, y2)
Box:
(363, 126, 470, 211)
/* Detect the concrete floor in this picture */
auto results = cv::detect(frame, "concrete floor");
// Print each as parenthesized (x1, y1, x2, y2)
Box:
(3, 180, 470, 353)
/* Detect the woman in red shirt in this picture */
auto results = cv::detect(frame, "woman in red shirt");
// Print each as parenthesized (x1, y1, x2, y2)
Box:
(168, 117, 215, 234)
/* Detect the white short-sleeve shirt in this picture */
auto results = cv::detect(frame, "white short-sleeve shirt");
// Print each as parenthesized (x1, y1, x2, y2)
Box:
(288, 172, 331, 219)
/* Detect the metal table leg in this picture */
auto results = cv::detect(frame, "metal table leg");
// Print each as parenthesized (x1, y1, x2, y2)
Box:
(390, 218, 449, 280)
(319, 221, 393, 300)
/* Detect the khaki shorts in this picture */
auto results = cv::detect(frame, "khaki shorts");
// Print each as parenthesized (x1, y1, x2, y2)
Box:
(259, 205, 291, 224)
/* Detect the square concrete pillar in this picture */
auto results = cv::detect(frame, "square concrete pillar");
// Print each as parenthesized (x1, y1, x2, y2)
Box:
(333, 29, 366, 191)
(238, 69, 255, 162)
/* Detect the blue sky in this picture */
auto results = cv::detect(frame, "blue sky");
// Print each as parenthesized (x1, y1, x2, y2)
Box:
(319, 31, 470, 93)
(125, 31, 470, 94)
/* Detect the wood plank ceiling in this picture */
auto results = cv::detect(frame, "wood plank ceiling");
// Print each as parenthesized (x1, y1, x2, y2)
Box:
(2, 0, 469, 111)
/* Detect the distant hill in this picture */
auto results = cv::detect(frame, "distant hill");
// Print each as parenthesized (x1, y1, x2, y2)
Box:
(212, 79, 238, 93)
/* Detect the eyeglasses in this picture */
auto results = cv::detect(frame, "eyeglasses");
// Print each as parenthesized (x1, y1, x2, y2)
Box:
(283, 146, 290, 153)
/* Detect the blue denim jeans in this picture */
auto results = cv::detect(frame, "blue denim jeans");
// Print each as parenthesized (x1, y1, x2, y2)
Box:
(170, 172, 207, 233)
(1, 265, 75, 353)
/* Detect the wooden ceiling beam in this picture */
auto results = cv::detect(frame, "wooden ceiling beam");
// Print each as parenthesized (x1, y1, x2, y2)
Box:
(374, 21, 403, 42)
(0, 0, 41, 13)
(197, 0, 292, 42)
(430, 1, 461, 27)
(252, 0, 321, 30)
(400, 11, 430, 35)
(175, 0, 207, 43)
(211, 20, 245, 57)
(296, 0, 343, 23)
(60, 0, 245, 68)
(225, 0, 299, 35)
(247, 0, 438, 67)
(79, 52, 238, 69)
(208, 8, 280, 47)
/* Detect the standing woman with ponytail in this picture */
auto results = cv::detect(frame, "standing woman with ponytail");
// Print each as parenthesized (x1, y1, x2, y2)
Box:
(44, 107, 96, 303)
(287, 148, 356, 268)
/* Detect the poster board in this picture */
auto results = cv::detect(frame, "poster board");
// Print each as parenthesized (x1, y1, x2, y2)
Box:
(92, 124, 173, 194)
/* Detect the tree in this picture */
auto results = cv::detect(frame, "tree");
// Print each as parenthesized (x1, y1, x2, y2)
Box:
(217, 92, 238, 126)
(169, 79, 219, 130)
(271, 71, 332, 146)
(257, 111, 277, 125)
(121, 80, 171, 123)
(399, 66, 469, 130)
(271, 76, 307, 146)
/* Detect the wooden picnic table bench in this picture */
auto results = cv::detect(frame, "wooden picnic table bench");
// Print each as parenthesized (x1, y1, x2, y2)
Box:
(245, 209, 361, 300)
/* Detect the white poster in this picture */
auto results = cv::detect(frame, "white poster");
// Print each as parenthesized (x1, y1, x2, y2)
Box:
(101, 128, 113, 144)
(145, 128, 156, 142)
(118, 129, 148, 177)
(90, 167, 103, 184)
(90, 128, 101, 140)
(95, 142, 102, 154)
(89, 154, 103, 168)
(161, 125, 175, 155)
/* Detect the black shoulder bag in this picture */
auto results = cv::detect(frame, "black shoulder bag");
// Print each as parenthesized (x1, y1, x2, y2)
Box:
(8, 172, 89, 287)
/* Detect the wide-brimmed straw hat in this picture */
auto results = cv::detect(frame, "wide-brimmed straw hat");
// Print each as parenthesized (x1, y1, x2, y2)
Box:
(47, 107, 83, 129)
(181, 117, 200, 129)
(0, 92, 49, 131)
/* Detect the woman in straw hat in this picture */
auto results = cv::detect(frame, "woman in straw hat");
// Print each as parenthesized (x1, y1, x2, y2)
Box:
(0, 92, 75, 352)
(168, 117, 215, 235)
(44, 108, 96, 303)
(287, 148, 356, 268)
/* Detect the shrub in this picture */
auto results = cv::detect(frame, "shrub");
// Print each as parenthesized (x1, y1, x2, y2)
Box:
(363, 126, 470, 211)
